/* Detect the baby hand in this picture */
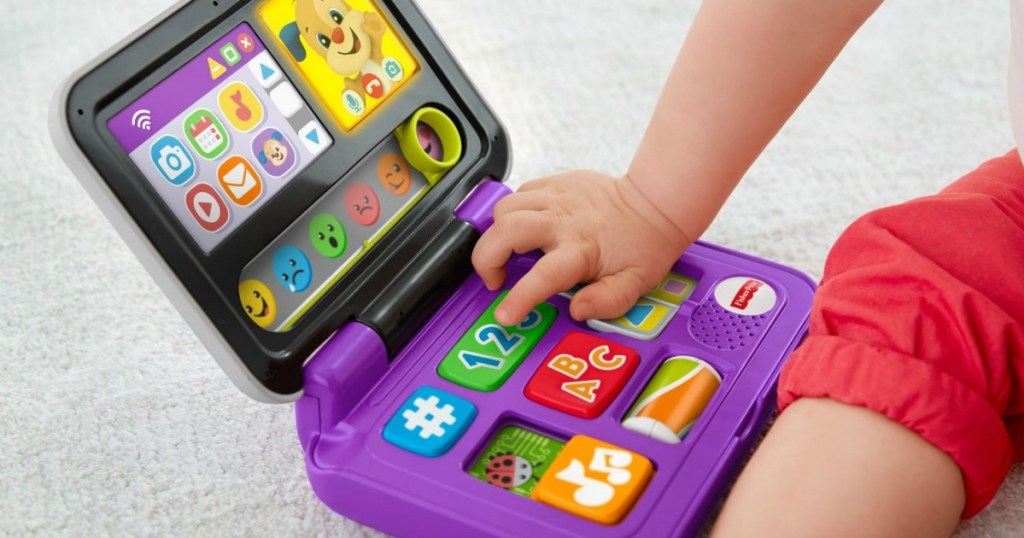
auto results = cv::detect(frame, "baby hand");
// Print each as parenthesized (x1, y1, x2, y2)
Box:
(472, 171, 692, 326)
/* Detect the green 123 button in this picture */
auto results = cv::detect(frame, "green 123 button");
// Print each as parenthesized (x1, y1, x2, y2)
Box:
(438, 291, 557, 391)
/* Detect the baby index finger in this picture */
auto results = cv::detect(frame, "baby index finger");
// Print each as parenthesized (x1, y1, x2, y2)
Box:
(495, 248, 587, 326)
(471, 212, 557, 289)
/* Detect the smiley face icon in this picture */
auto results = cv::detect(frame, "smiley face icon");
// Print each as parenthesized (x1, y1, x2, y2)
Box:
(344, 182, 381, 226)
(309, 213, 347, 258)
(239, 279, 277, 329)
(272, 245, 313, 293)
(377, 152, 412, 196)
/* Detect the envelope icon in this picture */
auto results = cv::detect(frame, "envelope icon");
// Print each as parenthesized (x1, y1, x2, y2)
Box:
(217, 156, 263, 206)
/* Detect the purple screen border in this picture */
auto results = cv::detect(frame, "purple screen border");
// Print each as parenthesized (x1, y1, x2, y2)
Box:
(107, 23, 266, 154)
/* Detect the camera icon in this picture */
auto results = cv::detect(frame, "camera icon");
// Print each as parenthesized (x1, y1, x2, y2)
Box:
(150, 135, 196, 185)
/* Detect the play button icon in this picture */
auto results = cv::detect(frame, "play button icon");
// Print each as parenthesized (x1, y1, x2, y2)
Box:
(246, 51, 282, 89)
(298, 121, 331, 155)
(186, 183, 229, 232)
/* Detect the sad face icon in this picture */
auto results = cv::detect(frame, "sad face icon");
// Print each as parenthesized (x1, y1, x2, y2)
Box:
(272, 245, 312, 293)
(343, 182, 380, 226)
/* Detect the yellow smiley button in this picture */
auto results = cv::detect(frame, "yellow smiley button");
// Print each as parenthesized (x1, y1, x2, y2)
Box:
(239, 279, 277, 329)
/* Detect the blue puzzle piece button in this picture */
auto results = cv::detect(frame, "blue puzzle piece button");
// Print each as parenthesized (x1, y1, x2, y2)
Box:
(383, 386, 477, 457)
(624, 304, 655, 327)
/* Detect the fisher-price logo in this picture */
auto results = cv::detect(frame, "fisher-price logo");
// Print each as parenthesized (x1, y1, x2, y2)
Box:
(729, 279, 763, 311)
(714, 276, 777, 316)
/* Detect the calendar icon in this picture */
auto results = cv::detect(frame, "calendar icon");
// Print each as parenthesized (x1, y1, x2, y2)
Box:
(184, 108, 230, 160)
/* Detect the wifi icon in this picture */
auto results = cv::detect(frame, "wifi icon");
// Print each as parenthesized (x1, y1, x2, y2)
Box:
(131, 109, 153, 131)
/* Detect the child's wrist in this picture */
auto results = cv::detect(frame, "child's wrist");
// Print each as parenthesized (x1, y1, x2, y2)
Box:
(617, 173, 696, 252)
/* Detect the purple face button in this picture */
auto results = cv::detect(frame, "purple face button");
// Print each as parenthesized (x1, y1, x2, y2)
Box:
(416, 122, 443, 160)
(252, 128, 297, 177)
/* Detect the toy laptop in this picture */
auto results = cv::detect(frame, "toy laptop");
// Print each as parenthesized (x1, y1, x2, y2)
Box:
(50, 0, 815, 535)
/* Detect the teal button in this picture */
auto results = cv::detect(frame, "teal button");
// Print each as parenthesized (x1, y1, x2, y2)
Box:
(383, 386, 477, 457)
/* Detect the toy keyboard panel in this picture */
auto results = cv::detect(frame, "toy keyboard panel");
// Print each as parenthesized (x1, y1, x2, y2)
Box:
(302, 242, 814, 537)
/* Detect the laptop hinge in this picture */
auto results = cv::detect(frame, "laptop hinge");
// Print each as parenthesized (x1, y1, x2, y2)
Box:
(296, 321, 388, 446)
(356, 178, 510, 357)
(454, 177, 511, 233)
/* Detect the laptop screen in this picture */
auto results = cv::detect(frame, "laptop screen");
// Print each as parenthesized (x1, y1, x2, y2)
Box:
(107, 22, 333, 253)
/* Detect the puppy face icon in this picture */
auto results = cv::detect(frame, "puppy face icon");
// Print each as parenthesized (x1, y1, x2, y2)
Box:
(251, 128, 296, 177)
(293, 0, 386, 80)
(270, 0, 418, 129)
(260, 136, 289, 168)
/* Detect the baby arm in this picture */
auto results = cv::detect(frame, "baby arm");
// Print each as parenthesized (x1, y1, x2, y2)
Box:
(473, 0, 884, 327)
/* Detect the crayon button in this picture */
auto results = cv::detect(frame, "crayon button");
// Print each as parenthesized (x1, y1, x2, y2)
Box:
(622, 356, 721, 443)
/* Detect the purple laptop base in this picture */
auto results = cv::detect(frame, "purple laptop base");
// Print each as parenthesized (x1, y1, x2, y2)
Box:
(295, 181, 816, 537)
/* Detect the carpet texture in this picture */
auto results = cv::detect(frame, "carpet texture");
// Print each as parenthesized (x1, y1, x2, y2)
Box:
(2, 0, 1021, 536)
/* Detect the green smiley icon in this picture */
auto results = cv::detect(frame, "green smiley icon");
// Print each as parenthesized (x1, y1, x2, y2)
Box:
(309, 213, 347, 258)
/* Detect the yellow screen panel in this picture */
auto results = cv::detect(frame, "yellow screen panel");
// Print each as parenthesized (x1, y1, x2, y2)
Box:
(259, 0, 419, 130)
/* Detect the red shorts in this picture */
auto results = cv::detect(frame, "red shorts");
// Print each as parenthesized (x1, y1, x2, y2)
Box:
(778, 151, 1024, 518)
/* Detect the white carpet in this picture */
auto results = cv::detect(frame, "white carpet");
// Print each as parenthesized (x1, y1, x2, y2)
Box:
(2, 0, 1021, 536)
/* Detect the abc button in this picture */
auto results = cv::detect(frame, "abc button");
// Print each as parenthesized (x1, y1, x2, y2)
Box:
(186, 183, 229, 233)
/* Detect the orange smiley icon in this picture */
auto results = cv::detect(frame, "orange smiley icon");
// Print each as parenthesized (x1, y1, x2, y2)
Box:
(377, 152, 412, 195)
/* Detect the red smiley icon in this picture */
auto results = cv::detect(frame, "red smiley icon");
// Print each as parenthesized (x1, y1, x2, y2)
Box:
(343, 182, 380, 226)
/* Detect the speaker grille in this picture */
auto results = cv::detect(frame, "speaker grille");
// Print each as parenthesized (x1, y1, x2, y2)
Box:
(688, 301, 769, 350)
